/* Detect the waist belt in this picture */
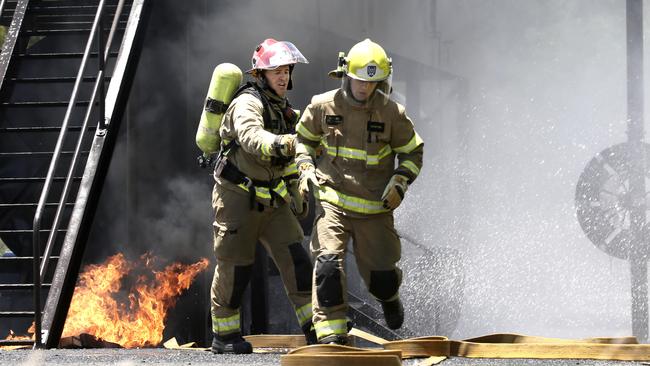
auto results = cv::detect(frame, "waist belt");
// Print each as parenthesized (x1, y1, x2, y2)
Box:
(217, 159, 281, 209)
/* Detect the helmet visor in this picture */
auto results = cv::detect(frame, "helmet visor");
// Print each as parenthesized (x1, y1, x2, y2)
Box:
(254, 41, 309, 71)
(341, 74, 393, 107)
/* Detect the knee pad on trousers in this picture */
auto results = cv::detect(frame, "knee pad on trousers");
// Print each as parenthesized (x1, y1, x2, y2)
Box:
(315, 253, 343, 307)
(229, 264, 253, 308)
(288, 243, 312, 292)
(369, 270, 400, 301)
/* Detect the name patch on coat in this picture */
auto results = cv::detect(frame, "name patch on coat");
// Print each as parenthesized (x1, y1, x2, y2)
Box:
(367, 121, 385, 133)
(325, 115, 344, 125)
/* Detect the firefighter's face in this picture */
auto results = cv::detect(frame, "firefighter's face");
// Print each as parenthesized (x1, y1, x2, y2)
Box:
(349, 78, 378, 102)
(263, 65, 291, 97)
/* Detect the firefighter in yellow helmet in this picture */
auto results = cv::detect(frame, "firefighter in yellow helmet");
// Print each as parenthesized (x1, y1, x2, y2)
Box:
(295, 39, 424, 345)
(209, 39, 316, 354)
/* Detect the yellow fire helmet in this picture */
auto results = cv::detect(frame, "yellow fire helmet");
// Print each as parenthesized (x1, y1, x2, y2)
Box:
(330, 39, 393, 106)
(329, 38, 392, 81)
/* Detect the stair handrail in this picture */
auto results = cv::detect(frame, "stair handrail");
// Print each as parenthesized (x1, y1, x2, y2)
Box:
(0, 0, 29, 94)
(32, 0, 126, 348)
(39, 0, 125, 283)
(0, 0, 6, 21)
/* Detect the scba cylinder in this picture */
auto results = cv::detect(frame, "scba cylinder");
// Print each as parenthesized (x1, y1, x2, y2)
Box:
(196, 63, 243, 155)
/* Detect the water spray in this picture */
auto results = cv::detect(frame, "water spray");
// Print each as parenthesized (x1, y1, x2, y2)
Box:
(575, 0, 647, 342)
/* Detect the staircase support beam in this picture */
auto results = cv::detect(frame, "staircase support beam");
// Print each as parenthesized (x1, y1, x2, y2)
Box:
(40, 0, 150, 349)
(0, 0, 29, 93)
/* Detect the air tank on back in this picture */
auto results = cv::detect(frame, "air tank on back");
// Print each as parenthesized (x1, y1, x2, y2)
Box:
(196, 63, 243, 156)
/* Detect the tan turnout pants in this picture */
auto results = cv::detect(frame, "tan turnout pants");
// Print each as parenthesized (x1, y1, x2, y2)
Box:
(310, 204, 402, 340)
(210, 182, 312, 337)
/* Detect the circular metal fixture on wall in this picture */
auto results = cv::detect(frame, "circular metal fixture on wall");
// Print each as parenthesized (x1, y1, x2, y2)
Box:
(575, 142, 650, 260)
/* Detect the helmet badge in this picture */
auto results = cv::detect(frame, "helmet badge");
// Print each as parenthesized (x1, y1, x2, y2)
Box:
(367, 65, 376, 77)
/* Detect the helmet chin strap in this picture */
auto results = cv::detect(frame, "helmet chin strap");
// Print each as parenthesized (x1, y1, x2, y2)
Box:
(256, 73, 276, 95)
(287, 65, 294, 90)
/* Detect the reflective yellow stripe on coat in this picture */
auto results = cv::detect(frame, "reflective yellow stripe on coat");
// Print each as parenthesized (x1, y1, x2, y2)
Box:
(237, 179, 290, 201)
(393, 131, 424, 154)
(315, 186, 389, 215)
(321, 141, 393, 165)
(399, 160, 420, 176)
(296, 122, 321, 141)
(283, 162, 298, 177)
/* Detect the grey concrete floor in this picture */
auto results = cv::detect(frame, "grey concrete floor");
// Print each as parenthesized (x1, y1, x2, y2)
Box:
(1, 348, 649, 366)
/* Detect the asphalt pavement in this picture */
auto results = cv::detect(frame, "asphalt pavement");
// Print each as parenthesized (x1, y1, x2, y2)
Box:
(1, 348, 649, 366)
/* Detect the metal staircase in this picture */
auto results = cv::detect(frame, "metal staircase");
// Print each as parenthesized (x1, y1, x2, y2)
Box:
(0, 0, 148, 348)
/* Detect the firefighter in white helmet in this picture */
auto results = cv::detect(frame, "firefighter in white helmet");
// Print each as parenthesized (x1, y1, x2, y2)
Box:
(209, 38, 315, 354)
(295, 39, 424, 345)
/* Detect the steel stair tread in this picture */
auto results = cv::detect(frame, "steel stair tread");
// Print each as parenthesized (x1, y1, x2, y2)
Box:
(0, 177, 84, 182)
(0, 228, 66, 232)
(0, 339, 35, 346)
(21, 28, 125, 36)
(29, 20, 127, 29)
(0, 203, 75, 207)
(0, 284, 51, 289)
(0, 151, 89, 157)
(27, 4, 130, 11)
(0, 126, 94, 132)
(0, 254, 61, 258)
(1, 13, 129, 21)
(1, 101, 91, 107)
(16, 51, 119, 58)
(0, 311, 37, 317)
(9, 76, 108, 82)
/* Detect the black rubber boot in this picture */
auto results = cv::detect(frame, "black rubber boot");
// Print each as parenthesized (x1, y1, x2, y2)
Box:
(380, 298, 404, 329)
(211, 333, 253, 354)
(302, 321, 318, 345)
(317, 334, 348, 345)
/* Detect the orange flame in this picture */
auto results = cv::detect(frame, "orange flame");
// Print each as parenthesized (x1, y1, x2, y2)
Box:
(1, 323, 35, 350)
(61, 253, 209, 348)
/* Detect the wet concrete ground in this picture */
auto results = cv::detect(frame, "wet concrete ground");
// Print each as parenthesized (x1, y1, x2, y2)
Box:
(1, 348, 649, 366)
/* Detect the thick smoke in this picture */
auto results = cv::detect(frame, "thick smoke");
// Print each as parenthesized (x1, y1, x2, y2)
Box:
(412, 0, 641, 339)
